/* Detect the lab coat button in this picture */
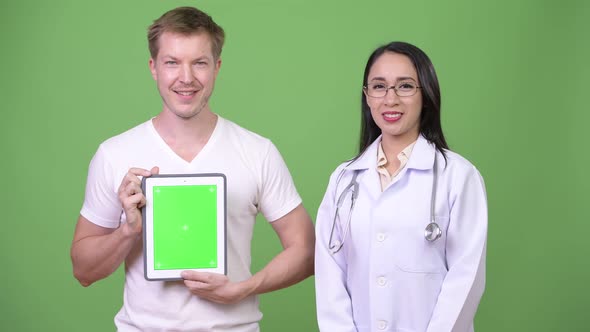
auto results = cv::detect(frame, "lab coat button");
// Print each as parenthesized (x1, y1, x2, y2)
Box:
(377, 320, 388, 330)
(377, 276, 387, 286)
(377, 233, 386, 242)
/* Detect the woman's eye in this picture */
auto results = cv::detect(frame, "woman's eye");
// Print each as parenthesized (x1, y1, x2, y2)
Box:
(371, 83, 386, 90)
(398, 82, 415, 90)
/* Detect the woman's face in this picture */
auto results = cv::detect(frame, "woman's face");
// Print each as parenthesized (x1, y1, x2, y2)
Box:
(364, 52, 422, 145)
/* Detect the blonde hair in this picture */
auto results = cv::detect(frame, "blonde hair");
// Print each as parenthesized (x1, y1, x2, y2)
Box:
(147, 7, 225, 60)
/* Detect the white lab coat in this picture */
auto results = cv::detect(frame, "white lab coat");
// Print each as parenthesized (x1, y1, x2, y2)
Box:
(315, 135, 487, 332)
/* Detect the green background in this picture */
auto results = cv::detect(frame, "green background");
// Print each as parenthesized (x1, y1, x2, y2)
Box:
(1, 0, 588, 331)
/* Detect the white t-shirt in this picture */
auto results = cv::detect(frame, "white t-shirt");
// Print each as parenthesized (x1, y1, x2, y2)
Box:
(81, 116, 302, 332)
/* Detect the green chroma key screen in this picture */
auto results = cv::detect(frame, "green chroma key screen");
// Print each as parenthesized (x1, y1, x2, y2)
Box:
(152, 185, 218, 270)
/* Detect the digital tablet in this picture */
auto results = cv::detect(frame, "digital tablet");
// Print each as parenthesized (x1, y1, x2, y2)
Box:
(141, 173, 227, 281)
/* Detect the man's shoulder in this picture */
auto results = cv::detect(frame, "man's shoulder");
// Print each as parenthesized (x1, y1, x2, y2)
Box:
(100, 119, 151, 150)
(219, 117, 272, 149)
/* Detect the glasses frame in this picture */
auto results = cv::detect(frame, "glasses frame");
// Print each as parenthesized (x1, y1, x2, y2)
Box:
(363, 80, 422, 98)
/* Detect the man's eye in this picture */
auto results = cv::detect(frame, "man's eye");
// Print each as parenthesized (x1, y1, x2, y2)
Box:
(165, 61, 177, 65)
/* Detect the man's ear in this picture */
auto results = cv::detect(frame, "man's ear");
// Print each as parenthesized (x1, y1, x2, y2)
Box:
(149, 58, 157, 80)
(215, 58, 222, 73)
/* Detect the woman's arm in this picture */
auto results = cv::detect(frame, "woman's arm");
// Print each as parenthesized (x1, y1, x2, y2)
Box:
(315, 171, 358, 332)
(426, 165, 488, 332)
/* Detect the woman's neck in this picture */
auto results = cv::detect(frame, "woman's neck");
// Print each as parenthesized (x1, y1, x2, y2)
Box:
(380, 132, 419, 160)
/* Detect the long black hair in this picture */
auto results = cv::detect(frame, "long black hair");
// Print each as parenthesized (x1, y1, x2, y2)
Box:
(357, 41, 448, 159)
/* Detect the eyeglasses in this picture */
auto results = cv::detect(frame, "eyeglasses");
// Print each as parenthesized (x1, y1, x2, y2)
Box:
(363, 79, 422, 98)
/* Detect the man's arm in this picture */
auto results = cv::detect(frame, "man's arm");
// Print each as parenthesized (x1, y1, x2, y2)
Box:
(242, 203, 315, 293)
(70, 216, 140, 286)
(182, 204, 315, 304)
(71, 167, 157, 287)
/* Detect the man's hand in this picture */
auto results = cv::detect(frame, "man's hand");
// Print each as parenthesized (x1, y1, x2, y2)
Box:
(181, 271, 252, 304)
(117, 166, 159, 235)
(179, 205, 314, 305)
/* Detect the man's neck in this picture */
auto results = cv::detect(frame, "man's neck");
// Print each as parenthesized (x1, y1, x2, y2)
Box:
(152, 110, 218, 162)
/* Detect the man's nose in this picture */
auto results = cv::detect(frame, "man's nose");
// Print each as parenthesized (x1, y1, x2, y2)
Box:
(179, 65, 194, 84)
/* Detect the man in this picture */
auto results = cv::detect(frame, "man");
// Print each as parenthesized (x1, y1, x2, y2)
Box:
(70, 6, 315, 331)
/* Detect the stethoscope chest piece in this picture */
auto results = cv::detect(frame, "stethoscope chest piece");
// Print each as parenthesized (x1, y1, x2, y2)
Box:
(424, 153, 442, 242)
(424, 222, 442, 242)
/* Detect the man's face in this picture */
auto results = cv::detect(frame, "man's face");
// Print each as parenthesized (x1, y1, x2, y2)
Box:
(149, 31, 221, 119)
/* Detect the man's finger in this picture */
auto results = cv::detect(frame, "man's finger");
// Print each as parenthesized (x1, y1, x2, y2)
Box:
(125, 182, 143, 196)
(137, 195, 147, 209)
(181, 271, 210, 281)
(119, 168, 151, 191)
(123, 192, 145, 208)
(184, 280, 212, 290)
(128, 167, 152, 177)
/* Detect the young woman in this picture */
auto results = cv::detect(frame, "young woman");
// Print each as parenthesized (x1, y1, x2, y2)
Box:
(315, 42, 487, 332)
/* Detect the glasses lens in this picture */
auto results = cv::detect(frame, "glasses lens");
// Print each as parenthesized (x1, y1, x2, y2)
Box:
(366, 83, 387, 97)
(396, 80, 417, 96)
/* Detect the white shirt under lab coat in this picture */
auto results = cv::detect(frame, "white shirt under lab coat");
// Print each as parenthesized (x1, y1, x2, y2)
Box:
(315, 135, 487, 332)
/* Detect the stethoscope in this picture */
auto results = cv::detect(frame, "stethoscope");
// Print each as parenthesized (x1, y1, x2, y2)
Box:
(328, 154, 442, 254)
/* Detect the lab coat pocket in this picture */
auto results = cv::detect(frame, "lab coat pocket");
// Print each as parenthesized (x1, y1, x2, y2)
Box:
(388, 217, 449, 331)
(393, 216, 449, 275)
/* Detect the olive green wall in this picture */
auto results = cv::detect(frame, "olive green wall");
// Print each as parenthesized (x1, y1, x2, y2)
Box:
(1, 0, 588, 330)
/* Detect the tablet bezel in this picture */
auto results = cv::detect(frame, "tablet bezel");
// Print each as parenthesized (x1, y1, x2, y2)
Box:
(141, 173, 227, 281)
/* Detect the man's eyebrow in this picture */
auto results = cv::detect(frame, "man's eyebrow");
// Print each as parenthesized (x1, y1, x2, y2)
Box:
(194, 55, 211, 61)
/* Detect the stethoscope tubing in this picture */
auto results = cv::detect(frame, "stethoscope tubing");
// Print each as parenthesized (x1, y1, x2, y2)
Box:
(328, 171, 359, 253)
(329, 153, 441, 254)
(425, 154, 442, 242)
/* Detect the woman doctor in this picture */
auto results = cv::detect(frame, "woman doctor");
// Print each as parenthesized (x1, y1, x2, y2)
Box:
(315, 41, 487, 332)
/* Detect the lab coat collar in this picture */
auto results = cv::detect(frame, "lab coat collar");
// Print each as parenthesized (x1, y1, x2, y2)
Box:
(344, 139, 378, 171)
(406, 135, 436, 171)
(345, 134, 436, 171)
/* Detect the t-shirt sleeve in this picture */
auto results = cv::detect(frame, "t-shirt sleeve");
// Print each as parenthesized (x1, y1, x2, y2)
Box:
(80, 144, 123, 228)
(258, 141, 302, 222)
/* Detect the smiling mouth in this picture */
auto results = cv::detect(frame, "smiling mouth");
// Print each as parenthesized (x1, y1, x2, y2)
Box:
(174, 90, 197, 96)
(383, 112, 401, 120)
